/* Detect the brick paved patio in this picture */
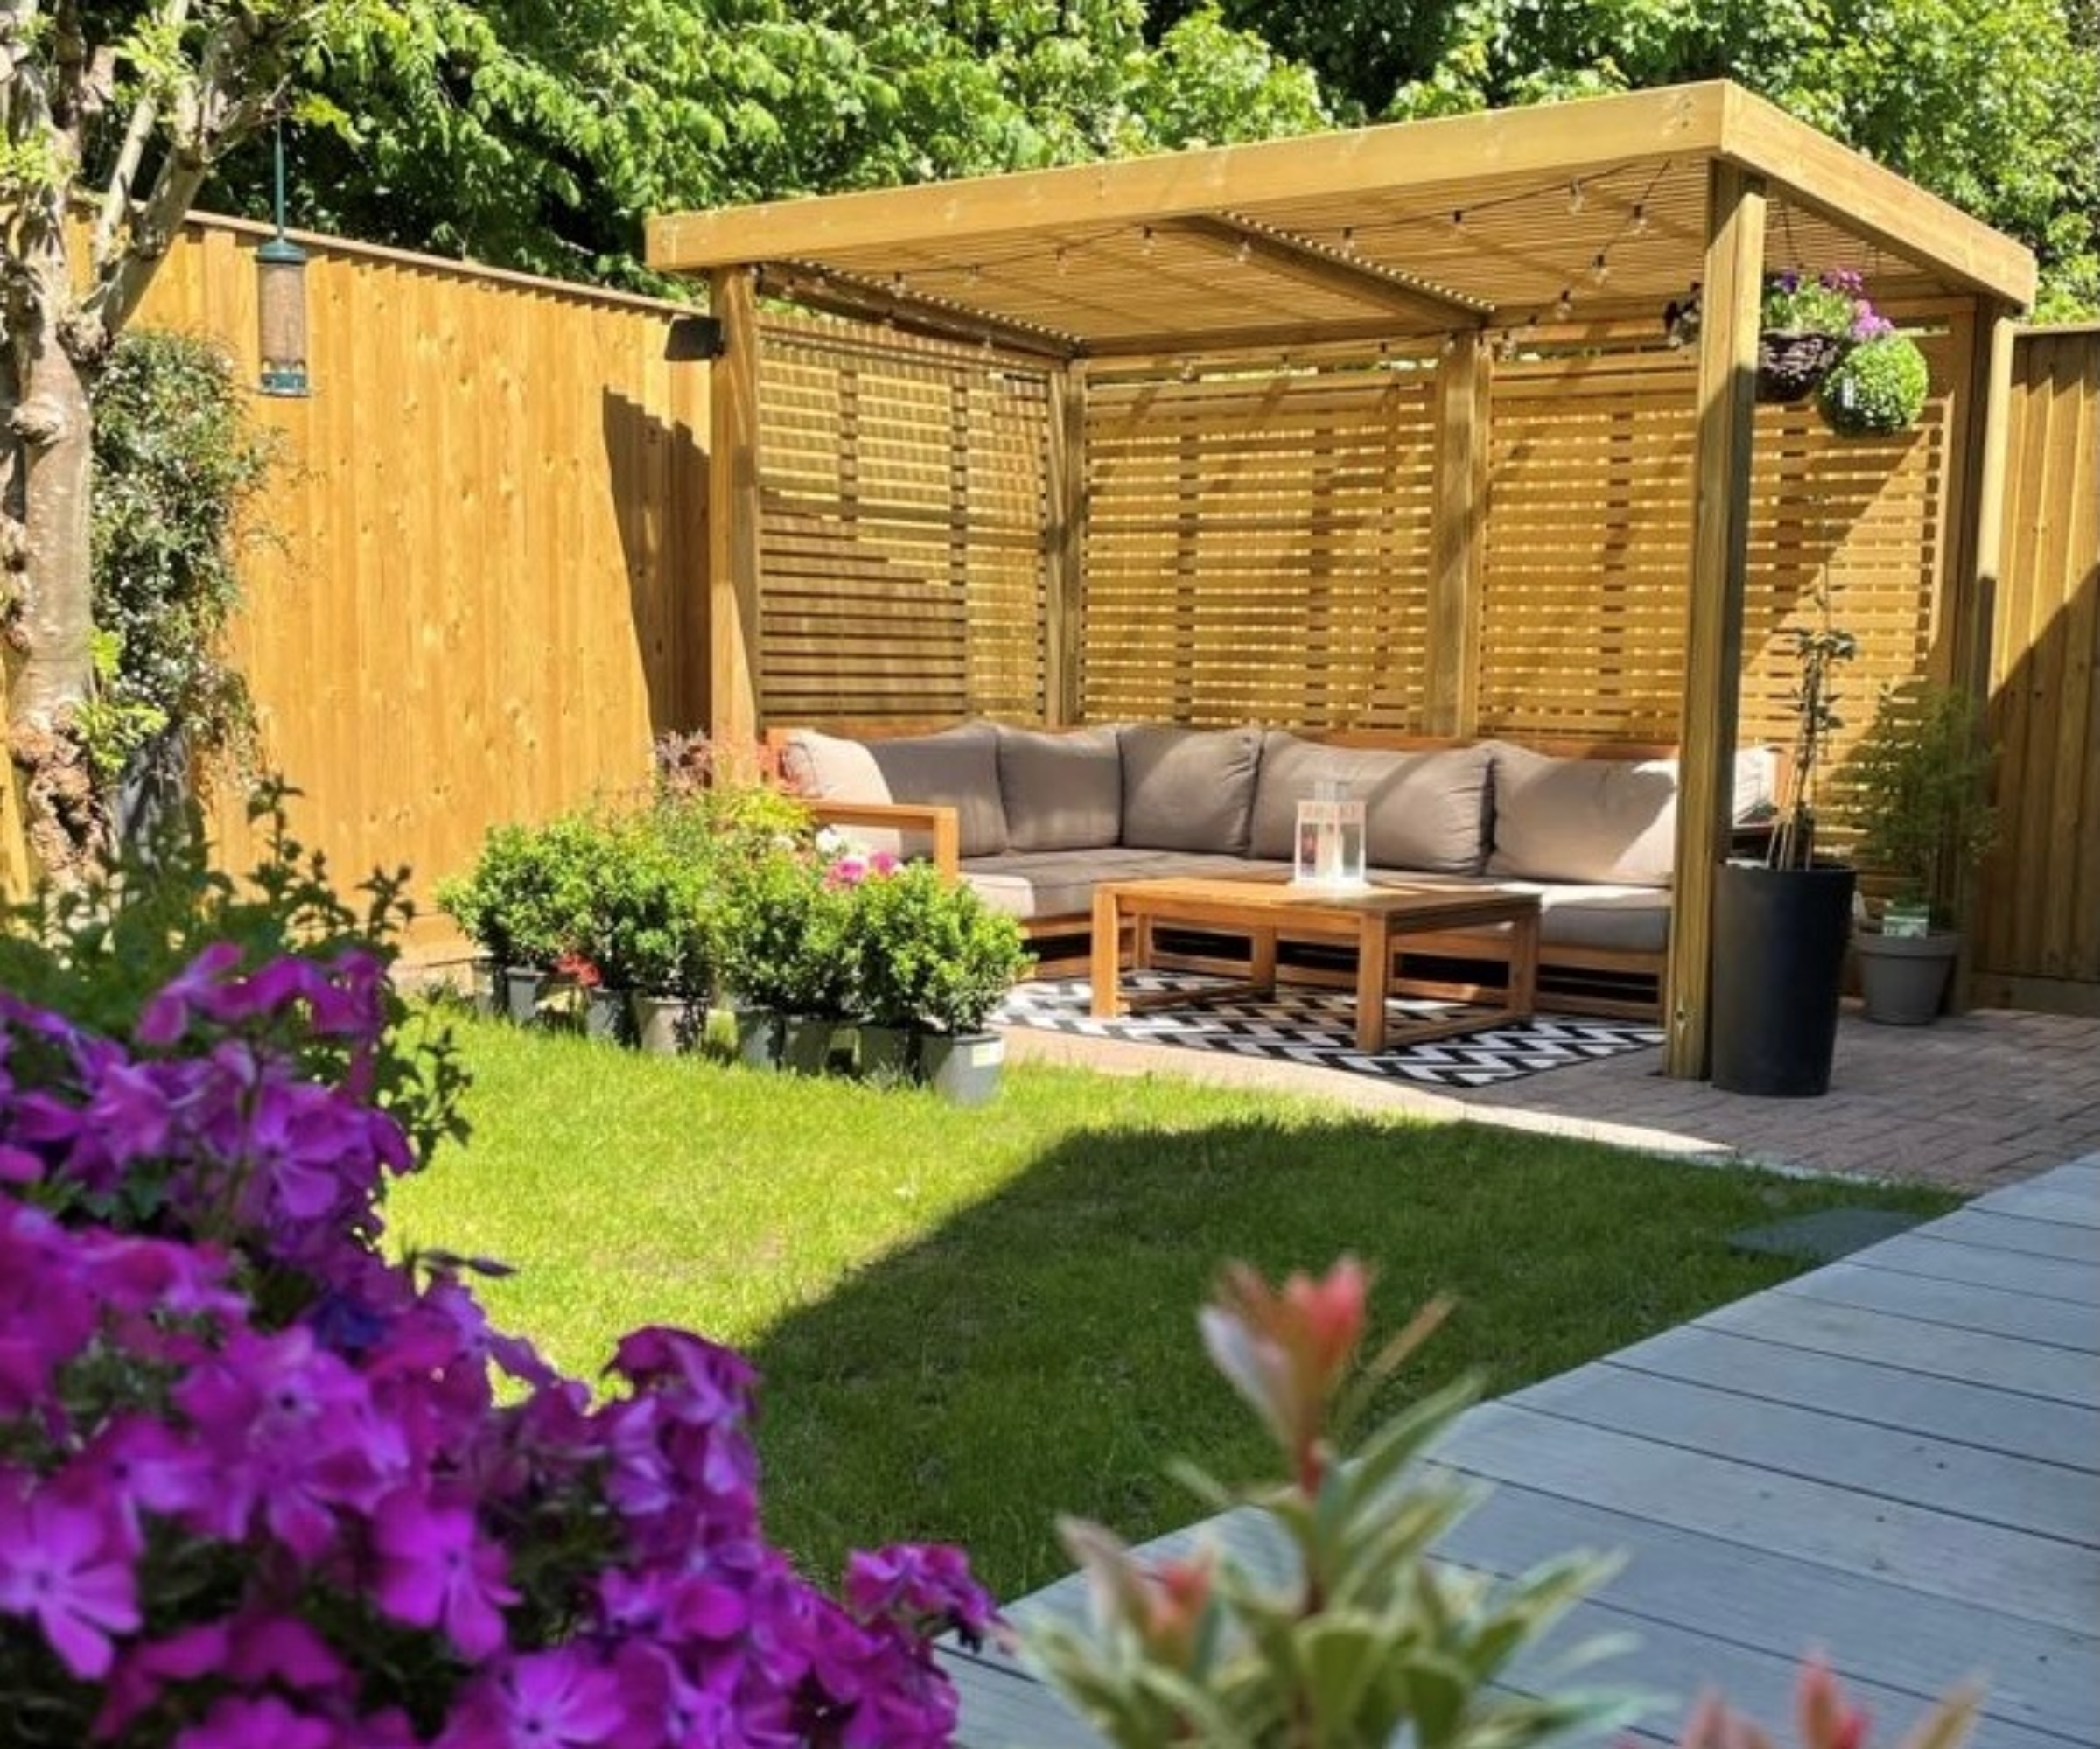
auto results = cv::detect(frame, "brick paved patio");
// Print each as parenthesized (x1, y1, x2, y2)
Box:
(999, 1004, 2100, 1193)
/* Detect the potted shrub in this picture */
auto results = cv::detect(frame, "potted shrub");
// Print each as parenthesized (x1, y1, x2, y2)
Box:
(1711, 615, 1858, 1096)
(436, 815, 598, 1025)
(851, 862, 1032, 1103)
(1836, 680, 1996, 1025)
(708, 850, 857, 1072)
(583, 815, 711, 1052)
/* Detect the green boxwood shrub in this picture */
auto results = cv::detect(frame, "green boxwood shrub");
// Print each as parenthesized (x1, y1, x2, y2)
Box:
(1817, 333, 1930, 436)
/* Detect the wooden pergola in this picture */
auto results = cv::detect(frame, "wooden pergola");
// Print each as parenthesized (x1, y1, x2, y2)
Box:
(648, 80, 2035, 1077)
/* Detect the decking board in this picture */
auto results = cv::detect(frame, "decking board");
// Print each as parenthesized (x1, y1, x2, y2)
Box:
(953, 1162, 2100, 1749)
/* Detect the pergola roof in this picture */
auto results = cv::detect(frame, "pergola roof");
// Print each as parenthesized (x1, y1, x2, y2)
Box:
(648, 81, 2036, 359)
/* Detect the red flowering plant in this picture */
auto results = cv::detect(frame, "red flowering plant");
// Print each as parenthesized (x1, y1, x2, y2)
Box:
(0, 941, 991, 1745)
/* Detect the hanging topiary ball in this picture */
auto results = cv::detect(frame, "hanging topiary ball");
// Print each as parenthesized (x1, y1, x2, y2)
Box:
(1816, 333, 1930, 436)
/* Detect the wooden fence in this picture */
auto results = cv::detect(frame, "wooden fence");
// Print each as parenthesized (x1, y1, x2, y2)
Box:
(82, 214, 712, 946)
(1973, 325, 2100, 1011)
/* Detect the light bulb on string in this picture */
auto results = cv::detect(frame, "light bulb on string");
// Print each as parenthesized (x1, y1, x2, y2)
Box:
(1631, 204, 1651, 237)
(1140, 225, 1157, 257)
(1451, 208, 1466, 233)
(1339, 226, 1357, 256)
(1054, 246, 1071, 278)
(1567, 180, 1586, 215)
(1554, 287, 1575, 322)
(1235, 236, 1253, 265)
(1589, 252, 1611, 286)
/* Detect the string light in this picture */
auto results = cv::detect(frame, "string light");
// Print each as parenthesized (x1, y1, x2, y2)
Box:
(1451, 208, 1466, 232)
(1054, 246, 1071, 277)
(1554, 287, 1575, 322)
(1140, 225, 1157, 257)
(1235, 236, 1253, 265)
(1589, 251, 1611, 285)
(1340, 226, 1357, 255)
(890, 271, 908, 296)
(1631, 203, 1651, 237)
(1567, 180, 1586, 214)
(962, 263, 982, 286)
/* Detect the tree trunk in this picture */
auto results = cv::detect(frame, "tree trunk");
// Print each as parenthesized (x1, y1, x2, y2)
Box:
(4, 232, 102, 884)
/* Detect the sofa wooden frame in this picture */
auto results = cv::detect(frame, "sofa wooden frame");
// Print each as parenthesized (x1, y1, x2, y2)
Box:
(767, 724, 1731, 1024)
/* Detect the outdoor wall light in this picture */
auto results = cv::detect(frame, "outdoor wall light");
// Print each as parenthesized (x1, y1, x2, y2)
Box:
(257, 121, 311, 397)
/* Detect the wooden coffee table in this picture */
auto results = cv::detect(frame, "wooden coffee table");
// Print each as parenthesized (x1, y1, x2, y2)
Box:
(1088, 875, 1542, 1053)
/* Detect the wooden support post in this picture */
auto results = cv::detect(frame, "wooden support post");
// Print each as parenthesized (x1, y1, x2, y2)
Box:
(1427, 333, 1489, 737)
(1663, 163, 1766, 1080)
(1045, 364, 1088, 726)
(1945, 300, 2018, 1009)
(708, 266, 763, 745)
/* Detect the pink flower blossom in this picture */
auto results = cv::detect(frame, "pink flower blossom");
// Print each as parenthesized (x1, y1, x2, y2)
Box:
(370, 1490, 518, 1657)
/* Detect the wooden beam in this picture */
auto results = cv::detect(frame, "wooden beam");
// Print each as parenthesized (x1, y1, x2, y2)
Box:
(1083, 315, 1449, 358)
(1664, 162, 1766, 1080)
(1044, 364, 1088, 727)
(649, 85, 1729, 271)
(1426, 335, 1489, 736)
(1944, 299, 2019, 1010)
(1720, 87, 2034, 308)
(1164, 214, 1490, 325)
(756, 266, 1077, 361)
(709, 267, 763, 745)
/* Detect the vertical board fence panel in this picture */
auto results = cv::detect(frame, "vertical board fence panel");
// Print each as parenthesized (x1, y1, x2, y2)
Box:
(755, 318, 1050, 726)
(126, 215, 710, 948)
(1975, 327, 2100, 1010)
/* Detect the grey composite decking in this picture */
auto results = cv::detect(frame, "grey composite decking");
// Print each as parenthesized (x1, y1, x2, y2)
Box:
(946, 1158, 2100, 1749)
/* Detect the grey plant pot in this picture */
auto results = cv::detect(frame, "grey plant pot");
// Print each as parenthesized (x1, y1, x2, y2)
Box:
(1855, 929, 1959, 1025)
(732, 1008, 782, 1070)
(502, 966, 550, 1026)
(857, 1023, 920, 1083)
(920, 1031, 1005, 1107)
(630, 992, 692, 1054)
(779, 1013, 838, 1076)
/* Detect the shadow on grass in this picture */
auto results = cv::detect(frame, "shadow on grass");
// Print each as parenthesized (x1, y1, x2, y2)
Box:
(743, 1108, 1948, 1601)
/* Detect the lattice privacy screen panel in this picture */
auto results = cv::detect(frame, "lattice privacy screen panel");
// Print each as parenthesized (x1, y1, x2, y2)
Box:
(1082, 365, 1438, 728)
(757, 318, 1052, 724)
(1481, 332, 1956, 752)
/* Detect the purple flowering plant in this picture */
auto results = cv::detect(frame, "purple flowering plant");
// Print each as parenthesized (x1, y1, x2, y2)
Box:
(0, 815, 994, 1746)
(1761, 268, 1892, 344)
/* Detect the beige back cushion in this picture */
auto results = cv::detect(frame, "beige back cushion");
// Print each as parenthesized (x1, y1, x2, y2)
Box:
(864, 723, 1010, 857)
(1485, 743, 1781, 887)
(1250, 733, 1493, 874)
(1119, 724, 1264, 852)
(779, 724, 1010, 858)
(997, 725, 1124, 851)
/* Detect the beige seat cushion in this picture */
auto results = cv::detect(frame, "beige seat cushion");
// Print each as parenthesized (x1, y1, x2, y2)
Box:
(1119, 724, 1264, 854)
(997, 725, 1124, 851)
(1250, 732, 1492, 875)
(778, 727, 903, 857)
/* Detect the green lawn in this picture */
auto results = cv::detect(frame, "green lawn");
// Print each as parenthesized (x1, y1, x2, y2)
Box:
(388, 1016, 1956, 1602)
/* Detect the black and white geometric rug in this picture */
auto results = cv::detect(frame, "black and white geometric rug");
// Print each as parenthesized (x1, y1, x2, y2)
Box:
(994, 973, 1664, 1089)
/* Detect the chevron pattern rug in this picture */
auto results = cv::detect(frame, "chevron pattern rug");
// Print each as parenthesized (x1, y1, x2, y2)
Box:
(994, 973, 1664, 1089)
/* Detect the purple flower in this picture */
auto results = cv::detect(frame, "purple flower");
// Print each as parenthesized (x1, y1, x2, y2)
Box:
(440, 1649, 631, 1749)
(370, 1490, 518, 1657)
(0, 1484, 140, 1678)
(846, 1543, 998, 1643)
(136, 942, 246, 1046)
(172, 1693, 338, 1749)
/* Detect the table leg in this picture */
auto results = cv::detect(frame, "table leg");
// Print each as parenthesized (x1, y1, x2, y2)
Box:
(1090, 889, 1125, 1018)
(1354, 913, 1393, 1053)
(1508, 906, 1541, 1020)
(1249, 927, 1278, 995)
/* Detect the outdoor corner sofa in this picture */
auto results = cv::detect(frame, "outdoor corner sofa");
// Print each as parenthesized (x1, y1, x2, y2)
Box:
(774, 722, 1778, 1022)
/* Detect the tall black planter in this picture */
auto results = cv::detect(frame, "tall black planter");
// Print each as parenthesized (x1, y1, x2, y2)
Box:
(1711, 861, 1856, 1097)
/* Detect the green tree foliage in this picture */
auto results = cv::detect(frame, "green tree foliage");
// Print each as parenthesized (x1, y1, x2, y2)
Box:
(1154, 0, 2099, 313)
(205, 0, 1326, 290)
(88, 331, 276, 787)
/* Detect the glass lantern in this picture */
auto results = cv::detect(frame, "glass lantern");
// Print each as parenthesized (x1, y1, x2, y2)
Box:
(1292, 780, 1368, 890)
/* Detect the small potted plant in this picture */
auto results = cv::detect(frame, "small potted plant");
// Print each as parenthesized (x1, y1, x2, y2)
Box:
(436, 815, 598, 1025)
(850, 862, 1031, 1103)
(583, 815, 712, 1052)
(1836, 679, 1996, 1024)
(1711, 612, 1858, 1096)
(1758, 268, 1877, 402)
(708, 849, 856, 1072)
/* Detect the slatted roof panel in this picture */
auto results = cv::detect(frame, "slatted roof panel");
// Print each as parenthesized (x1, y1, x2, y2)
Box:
(649, 81, 2034, 358)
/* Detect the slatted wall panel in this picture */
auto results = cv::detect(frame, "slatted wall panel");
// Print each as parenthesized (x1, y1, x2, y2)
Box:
(758, 318, 1050, 724)
(1480, 333, 1957, 766)
(1082, 367, 1438, 727)
(1976, 326, 2100, 1009)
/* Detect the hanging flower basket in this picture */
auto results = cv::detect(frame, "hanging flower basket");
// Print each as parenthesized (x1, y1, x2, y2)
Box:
(1756, 329, 1845, 402)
